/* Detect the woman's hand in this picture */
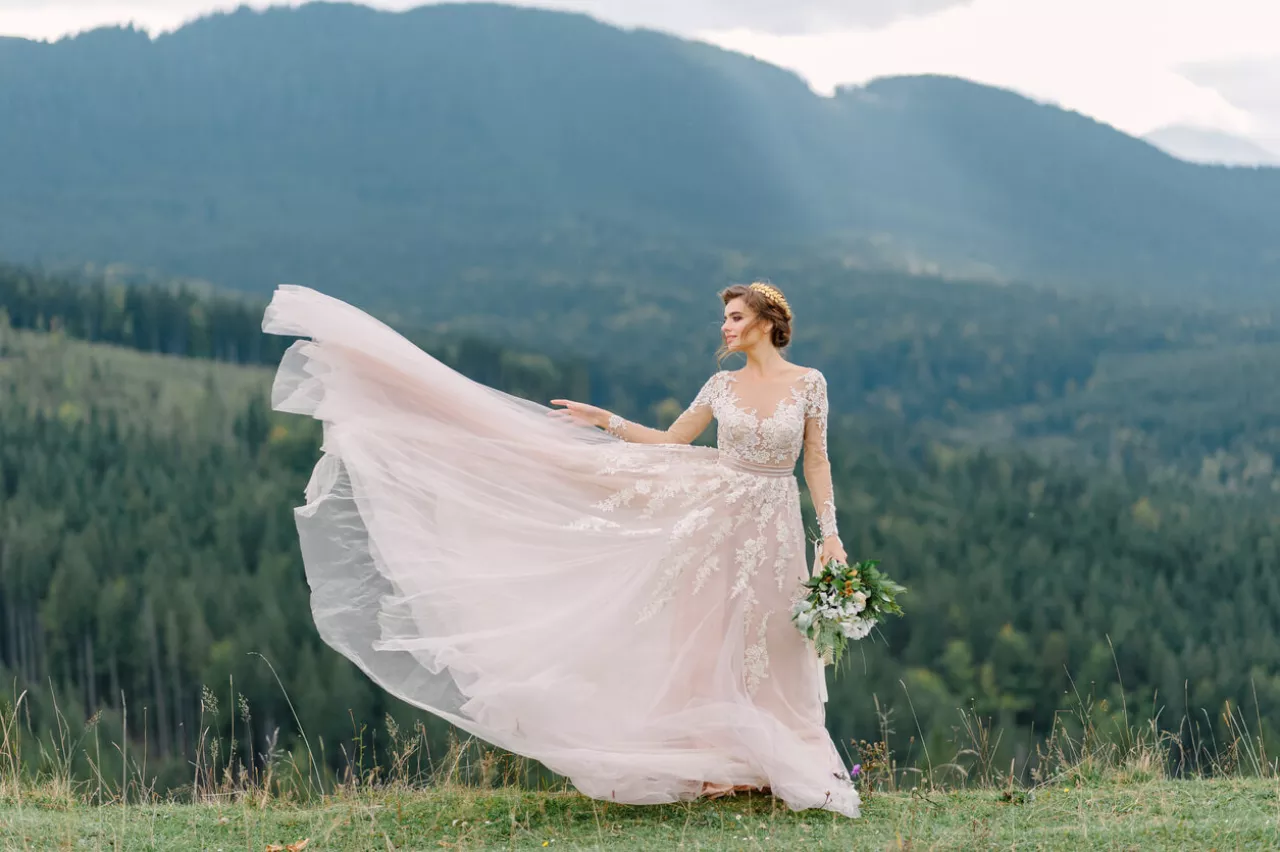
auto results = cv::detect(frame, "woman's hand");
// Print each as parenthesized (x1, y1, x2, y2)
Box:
(819, 535, 848, 566)
(548, 399, 611, 430)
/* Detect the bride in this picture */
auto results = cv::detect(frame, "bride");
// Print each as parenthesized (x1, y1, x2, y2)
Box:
(262, 280, 860, 818)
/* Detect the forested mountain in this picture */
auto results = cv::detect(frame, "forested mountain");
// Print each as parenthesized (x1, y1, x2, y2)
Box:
(2, 2, 1278, 306)
(4, 269, 1280, 792)
(8, 263, 1280, 491)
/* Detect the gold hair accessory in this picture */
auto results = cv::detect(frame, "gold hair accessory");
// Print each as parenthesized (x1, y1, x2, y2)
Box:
(749, 282, 792, 320)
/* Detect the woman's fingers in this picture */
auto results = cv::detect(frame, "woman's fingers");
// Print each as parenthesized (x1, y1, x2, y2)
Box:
(821, 541, 848, 565)
(545, 405, 595, 429)
(548, 401, 576, 416)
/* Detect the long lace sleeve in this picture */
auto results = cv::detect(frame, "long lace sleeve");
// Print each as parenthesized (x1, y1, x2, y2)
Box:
(605, 373, 719, 445)
(801, 370, 838, 539)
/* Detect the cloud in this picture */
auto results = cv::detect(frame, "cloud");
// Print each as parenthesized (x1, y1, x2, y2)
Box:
(0, 0, 977, 41)
(0, 1, 254, 40)
(700, 0, 1278, 141)
(1178, 55, 1280, 146)
(505, 0, 977, 35)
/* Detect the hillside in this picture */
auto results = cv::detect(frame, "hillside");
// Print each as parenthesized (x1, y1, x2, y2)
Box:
(1, 3, 1278, 304)
(950, 341, 1280, 488)
(9, 263, 1280, 490)
(5, 272, 1280, 797)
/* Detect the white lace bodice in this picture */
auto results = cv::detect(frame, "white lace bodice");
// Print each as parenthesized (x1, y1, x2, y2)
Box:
(605, 368, 839, 538)
(690, 370, 827, 468)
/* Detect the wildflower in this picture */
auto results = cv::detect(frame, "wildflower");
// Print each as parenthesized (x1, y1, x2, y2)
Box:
(851, 764, 862, 777)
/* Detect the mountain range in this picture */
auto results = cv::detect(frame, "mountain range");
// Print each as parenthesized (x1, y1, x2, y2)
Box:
(1, 1, 1278, 305)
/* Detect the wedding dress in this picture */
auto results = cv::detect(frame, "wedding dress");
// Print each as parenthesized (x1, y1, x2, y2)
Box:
(262, 285, 860, 818)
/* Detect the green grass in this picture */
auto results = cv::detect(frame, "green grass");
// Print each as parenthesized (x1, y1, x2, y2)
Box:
(3, 670, 1278, 849)
(2, 779, 1277, 850)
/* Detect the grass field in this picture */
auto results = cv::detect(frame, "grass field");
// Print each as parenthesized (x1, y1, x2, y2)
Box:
(1, 778, 1277, 850)
(3, 664, 1278, 849)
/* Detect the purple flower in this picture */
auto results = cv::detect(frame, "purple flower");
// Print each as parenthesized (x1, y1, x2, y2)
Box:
(851, 764, 862, 777)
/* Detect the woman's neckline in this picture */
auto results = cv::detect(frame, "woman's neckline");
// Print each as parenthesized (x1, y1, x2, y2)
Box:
(725, 366, 816, 384)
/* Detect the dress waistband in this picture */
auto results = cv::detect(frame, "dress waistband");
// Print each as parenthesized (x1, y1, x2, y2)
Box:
(718, 456, 795, 478)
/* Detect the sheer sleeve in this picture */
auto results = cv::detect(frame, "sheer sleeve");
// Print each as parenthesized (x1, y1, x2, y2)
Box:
(801, 370, 838, 539)
(605, 373, 719, 445)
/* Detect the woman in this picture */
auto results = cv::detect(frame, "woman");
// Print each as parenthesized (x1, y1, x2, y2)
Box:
(262, 280, 859, 818)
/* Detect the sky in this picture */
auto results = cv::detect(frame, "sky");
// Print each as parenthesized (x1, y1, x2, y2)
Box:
(3, 0, 1278, 162)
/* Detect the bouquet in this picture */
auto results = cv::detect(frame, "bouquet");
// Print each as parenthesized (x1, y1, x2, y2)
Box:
(792, 557, 906, 667)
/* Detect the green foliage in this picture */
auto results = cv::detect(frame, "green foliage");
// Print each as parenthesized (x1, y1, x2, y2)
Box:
(5, 264, 1280, 800)
(12, 254, 1280, 496)
(954, 340, 1280, 486)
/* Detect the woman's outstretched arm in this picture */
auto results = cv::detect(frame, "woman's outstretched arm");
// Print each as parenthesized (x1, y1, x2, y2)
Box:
(550, 373, 719, 445)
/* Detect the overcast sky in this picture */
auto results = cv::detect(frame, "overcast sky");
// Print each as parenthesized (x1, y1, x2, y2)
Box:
(3, 0, 1278, 160)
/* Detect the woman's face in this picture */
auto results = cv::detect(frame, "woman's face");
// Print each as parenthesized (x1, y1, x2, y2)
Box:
(722, 297, 770, 351)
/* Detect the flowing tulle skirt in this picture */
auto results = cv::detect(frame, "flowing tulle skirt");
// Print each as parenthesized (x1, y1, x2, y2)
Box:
(263, 285, 859, 817)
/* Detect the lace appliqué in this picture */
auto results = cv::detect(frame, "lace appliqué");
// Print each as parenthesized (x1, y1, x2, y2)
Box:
(744, 611, 771, 695)
(731, 536, 767, 599)
(690, 371, 734, 411)
(565, 368, 835, 700)
(675, 368, 819, 466)
(818, 499, 838, 539)
(775, 513, 802, 591)
(633, 473, 794, 622)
